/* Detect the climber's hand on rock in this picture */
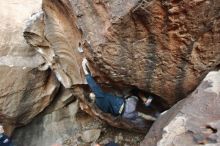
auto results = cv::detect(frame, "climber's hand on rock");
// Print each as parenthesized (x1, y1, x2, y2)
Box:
(82, 58, 89, 75)
(82, 58, 88, 66)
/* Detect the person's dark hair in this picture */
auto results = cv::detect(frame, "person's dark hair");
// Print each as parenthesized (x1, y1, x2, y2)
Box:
(130, 88, 139, 96)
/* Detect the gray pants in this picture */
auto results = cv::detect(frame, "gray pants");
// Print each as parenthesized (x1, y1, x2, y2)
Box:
(122, 96, 145, 128)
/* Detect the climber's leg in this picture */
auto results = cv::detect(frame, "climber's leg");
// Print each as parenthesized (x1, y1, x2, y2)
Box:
(123, 110, 146, 128)
(122, 96, 138, 119)
(122, 96, 147, 128)
(130, 115, 146, 128)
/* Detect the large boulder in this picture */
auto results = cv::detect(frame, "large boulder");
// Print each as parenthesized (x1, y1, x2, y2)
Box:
(27, 0, 220, 105)
(12, 88, 84, 146)
(20, 0, 220, 134)
(0, 0, 59, 135)
(70, 0, 220, 104)
(1, 0, 219, 142)
(24, 0, 154, 133)
(140, 70, 220, 146)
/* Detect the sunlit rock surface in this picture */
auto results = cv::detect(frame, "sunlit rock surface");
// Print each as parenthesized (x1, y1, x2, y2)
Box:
(24, 0, 84, 88)
(141, 70, 220, 146)
(0, 0, 59, 135)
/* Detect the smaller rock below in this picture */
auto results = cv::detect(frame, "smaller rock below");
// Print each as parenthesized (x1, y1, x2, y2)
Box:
(81, 129, 101, 143)
(115, 133, 123, 144)
(99, 138, 113, 145)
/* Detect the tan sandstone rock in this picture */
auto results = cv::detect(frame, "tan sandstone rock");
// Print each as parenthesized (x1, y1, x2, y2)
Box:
(20, 0, 220, 134)
(25, 0, 220, 106)
(12, 87, 105, 146)
(0, 0, 59, 135)
(140, 70, 220, 146)
(24, 0, 84, 88)
(70, 0, 220, 105)
(0, 0, 218, 145)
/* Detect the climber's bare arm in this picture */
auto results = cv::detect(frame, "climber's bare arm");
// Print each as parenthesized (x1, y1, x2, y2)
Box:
(82, 58, 89, 75)
(138, 92, 153, 107)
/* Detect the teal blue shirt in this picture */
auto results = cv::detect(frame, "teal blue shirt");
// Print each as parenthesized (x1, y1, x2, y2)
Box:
(86, 74, 124, 116)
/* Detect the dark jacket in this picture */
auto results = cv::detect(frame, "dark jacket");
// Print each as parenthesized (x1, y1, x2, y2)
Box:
(0, 134, 13, 146)
(86, 74, 124, 116)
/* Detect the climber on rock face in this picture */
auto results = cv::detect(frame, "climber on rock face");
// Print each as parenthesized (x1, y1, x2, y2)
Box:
(82, 58, 153, 128)
(0, 125, 13, 146)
